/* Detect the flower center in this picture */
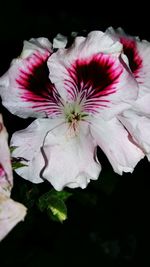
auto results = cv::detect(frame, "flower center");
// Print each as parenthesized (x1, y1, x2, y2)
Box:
(64, 102, 88, 135)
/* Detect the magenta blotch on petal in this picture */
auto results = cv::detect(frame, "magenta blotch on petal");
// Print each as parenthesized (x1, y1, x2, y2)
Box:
(48, 30, 139, 120)
(64, 54, 122, 113)
(16, 51, 63, 116)
(0, 37, 63, 118)
(120, 37, 143, 78)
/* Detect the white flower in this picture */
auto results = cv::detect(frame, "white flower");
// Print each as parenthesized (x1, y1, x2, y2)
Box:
(0, 31, 144, 191)
(0, 114, 27, 241)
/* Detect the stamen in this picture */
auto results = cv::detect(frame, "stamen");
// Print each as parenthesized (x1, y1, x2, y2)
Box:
(68, 118, 80, 136)
(64, 102, 88, 137)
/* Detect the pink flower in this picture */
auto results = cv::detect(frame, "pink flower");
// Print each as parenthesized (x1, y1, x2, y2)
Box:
(0, 31, 144, 191)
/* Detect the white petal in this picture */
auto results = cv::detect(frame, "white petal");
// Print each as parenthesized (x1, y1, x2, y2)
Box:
(10, 118, 64, 184)
(42, 122, 101, 191)
(0, 114, 27, 241)
(48, 31, 138, 120)
(134, 40, 150, 95)
(20, 37, 53, 58)
(107, 27, 150, 97)
(53, 33, 68, 49)
(131, 40, 150, 115)
(0, 38, 63, 119)
(48, 31, 122, 100)
(133, 94, 150, 116)
(90, 117, 144, 175)
(0, 195, 27, 241)
(0, 114, 13, 196)
(118, 110, 150, 159)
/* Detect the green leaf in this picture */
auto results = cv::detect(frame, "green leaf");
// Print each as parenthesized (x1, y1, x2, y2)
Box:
(38, 193, 49, 212)
(37, 189, 71, 222)
(48, 188, 72, 201)
(38, 189, 72, 212)
(10, 146, 18, 153)
(25, 185, 39, 208)
(47, 197, 67, 223)
(12, 161, 28, 170)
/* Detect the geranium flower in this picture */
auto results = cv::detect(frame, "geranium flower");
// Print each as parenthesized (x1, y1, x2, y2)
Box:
(0, 31, 144, 191)
(0, 114, 27, 241)
(107, 27, 150, 160)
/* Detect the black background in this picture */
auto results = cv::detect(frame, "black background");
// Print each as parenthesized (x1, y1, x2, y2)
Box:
(0, 2, 150, 266)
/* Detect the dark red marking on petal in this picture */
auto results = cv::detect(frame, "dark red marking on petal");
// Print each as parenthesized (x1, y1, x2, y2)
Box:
(65, 54, 123, 113)
(16, 51, 63, 117)
(120, 37, 142, 78)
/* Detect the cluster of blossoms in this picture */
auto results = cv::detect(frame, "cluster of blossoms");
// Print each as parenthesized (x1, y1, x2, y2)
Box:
(0, 27, 150, 191)
(0, 114, 26, 241)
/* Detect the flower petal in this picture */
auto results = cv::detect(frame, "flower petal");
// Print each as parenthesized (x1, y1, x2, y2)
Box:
(0, 114, 13, 196)
(48, 30, 122, 100)
(53, 33, 68, 49)
(90, 117, 144, 175)
(0, 195, 27, 241)
(133, 94, 150, 116)
(10, 118, 64, 183)
(42, 122, 101, 191)
(20, 37, 53, 58)
(0, 38, 63, 118)
(48, 30, 138, 120)
(118, 110, 150, 159)
(0, 114, 27, 241)
(107, 27, 150, 96)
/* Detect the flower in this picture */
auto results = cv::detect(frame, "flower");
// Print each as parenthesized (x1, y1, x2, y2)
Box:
(0, 30, 145, 191)
(107, 27, 150, 160)
(0, 114, 27, 241)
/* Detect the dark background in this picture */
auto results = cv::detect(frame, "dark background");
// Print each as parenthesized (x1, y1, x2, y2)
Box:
(0, 2, 150, 266)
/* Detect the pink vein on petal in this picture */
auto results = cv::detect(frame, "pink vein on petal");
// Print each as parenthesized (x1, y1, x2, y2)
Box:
(65, 54, 123, 113)
(16, 51, 63, 117)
